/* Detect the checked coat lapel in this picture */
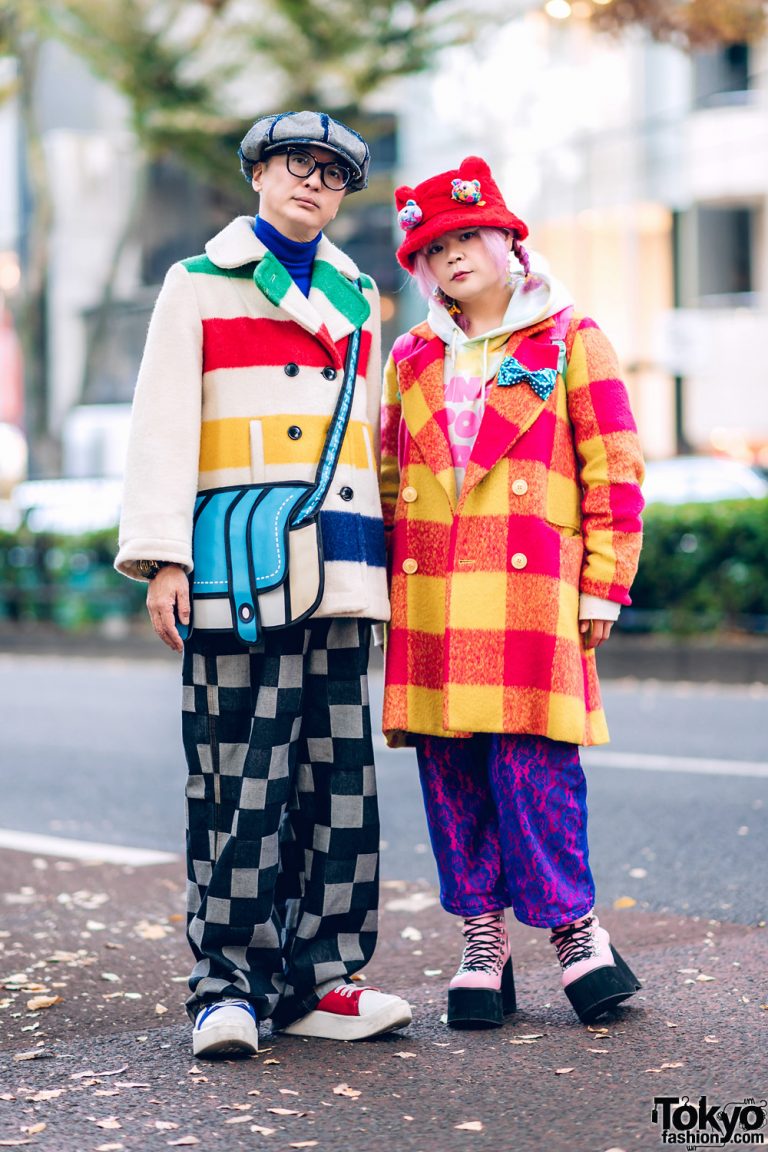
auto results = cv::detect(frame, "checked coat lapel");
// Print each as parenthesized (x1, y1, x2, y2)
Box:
(397, 316, 563, 511)
(397, 323, 457, 510)
(460, 318, 561, 504)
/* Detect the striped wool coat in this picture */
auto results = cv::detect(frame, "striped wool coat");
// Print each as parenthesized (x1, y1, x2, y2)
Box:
(116, 216, 390, 624)
(380, 314, 644, 748)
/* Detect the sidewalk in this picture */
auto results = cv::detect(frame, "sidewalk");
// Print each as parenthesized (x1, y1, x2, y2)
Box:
(1, 846, 766, 1151)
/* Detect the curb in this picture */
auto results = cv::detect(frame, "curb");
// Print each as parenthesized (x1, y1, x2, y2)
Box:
(1, 626, 767, 683)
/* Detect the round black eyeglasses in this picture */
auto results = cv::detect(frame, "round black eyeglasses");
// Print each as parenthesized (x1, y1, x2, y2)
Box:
(281, 148, 352, 190)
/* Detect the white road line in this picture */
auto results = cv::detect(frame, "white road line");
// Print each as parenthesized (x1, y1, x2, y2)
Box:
(0, 828, 179, 866)
(373, 739, 768, 778)
(582, 750, 768, 779)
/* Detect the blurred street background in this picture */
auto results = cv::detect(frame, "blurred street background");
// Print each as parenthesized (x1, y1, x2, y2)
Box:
(0, 2, 767, 1150)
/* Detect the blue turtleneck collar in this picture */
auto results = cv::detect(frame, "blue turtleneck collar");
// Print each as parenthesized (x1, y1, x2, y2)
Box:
(254, 216, 321, 297)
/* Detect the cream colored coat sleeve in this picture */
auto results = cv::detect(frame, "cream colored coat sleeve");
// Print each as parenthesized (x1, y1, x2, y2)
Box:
(115, 263, 203, 580)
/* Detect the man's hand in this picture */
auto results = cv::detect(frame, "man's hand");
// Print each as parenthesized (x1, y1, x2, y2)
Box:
(146, 564, 190, 652)
(579, 618, 613, 650)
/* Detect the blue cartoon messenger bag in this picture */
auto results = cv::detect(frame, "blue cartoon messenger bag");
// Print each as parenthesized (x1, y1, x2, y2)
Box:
(178, 310, 361, 647)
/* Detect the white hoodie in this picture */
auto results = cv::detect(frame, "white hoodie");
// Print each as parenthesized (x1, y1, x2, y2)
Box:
(427, 265, 618, 623)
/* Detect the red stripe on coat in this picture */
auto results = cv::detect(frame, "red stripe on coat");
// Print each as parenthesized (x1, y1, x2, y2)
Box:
(202, 317, 372, 375)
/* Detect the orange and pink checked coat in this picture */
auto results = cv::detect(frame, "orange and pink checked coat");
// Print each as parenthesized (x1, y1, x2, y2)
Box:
(380, 314, 645, 748)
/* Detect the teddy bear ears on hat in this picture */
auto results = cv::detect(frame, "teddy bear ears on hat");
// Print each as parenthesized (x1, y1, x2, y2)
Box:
(395, 156, 491, 210)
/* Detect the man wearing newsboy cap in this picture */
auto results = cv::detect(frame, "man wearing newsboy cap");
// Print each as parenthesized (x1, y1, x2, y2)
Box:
(117, 111, 410, 1057)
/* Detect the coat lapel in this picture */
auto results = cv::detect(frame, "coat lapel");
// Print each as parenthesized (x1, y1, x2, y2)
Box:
(398, 324, 457, 509)
(205, 218, 369, 366)
(461, 320, 560, 503)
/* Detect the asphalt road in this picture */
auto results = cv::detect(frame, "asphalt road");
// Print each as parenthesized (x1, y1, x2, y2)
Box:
(0, 651, 766, 925)
(1, 650, 767, 1152)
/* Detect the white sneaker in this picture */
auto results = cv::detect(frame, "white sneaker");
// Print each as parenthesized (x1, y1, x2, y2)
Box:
(192, 998, 259, 1058)
(280, 983, 413, 1041)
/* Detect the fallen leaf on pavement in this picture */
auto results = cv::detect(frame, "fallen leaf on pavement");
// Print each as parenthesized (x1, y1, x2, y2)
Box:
(21, 1126, 46, 1137)
(250, 1128, 276, 1136)
(225, 1117, 252, 1125)
(587, 1048, 610, 1054)
(645, 1062, 685, 1073)
(100, 973, 121, 983)
(696, 974, 715, 983)
(155, 1004, 168, 1015)
(13, 1049, 51, 1062)
(134, 920, 172, 940)
(612, 896, 636, 910)
(26, 995, 62, 1011)
(153, 1122, 179, 1131)
(333, 1084, 361, 1099)
(400, 926, 422, 941)
(94, 1119, 122, 1130)
(26, 1089, 64, 1101)
(280, 1089, 300, 1095)
(0, 1142, 34, 1148)
(704, 1036, 719, 1044)
(95, 1145, 124, 1151)
(290, 1144, 319, 1149)
(555, 1068, 574, 1075)
(167, 1140, 200, 1147)
(455, 1121, 483, 1131)
(392, 1052, 417, 1059)
(114, 1082, 150, 1090)
(263, 1059, 280, 1066)
(587, 1026, 609, 1035)
(423, 969, 443, 976)
(267, 1108, 304, 1117)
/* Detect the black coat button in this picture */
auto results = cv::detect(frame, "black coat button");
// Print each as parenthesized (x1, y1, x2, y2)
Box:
(339, 486, 354, 501)
(284, 363, 300, 377)
(287, 425, 302, 440)
(322, 366, 338, 381)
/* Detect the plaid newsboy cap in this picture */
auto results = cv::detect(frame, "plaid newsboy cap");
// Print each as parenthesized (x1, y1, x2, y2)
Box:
(239, 110, 370, 192)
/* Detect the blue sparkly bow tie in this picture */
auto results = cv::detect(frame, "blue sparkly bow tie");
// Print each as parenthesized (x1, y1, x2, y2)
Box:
(497, 356, 557, 400)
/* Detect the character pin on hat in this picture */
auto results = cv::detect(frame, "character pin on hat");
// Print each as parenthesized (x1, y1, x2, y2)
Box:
(394, 156, 528, 270)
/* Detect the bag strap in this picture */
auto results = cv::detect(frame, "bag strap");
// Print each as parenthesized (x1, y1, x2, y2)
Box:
(293, 279, 362, 525)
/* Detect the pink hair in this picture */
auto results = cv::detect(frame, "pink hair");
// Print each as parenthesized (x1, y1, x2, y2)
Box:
(410, 227, 530, 331)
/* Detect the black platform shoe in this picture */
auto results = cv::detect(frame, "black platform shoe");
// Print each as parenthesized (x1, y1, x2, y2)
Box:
(550, 914, 641, 1025)
(447, 912, 517, 1030)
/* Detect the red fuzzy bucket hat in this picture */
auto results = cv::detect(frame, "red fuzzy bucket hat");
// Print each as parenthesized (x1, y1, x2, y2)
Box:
(395, 155, 528, 271)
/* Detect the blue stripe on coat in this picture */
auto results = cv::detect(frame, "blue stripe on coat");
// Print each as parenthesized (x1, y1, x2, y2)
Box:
(319, 511, 386, 568)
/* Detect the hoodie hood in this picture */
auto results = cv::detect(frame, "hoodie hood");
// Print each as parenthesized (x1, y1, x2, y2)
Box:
(427, 260, 575, 350)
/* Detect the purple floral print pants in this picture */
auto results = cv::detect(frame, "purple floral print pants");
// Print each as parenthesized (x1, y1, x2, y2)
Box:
(415, 733, 596, 929)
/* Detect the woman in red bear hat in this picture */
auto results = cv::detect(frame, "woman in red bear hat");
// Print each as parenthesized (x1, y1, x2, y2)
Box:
(380, 156, 645, 1029)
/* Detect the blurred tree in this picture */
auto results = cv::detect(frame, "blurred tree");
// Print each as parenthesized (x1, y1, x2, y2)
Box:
(587, 0, 766, 49)
(3, 0, 493, 416)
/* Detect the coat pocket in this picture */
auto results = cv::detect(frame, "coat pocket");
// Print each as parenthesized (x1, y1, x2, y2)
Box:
(249, 420, 265, 483)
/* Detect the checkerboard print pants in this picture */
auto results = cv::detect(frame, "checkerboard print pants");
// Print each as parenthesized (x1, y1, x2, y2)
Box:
(415, 733, 596, 930)
(182, 618, 379, 1027)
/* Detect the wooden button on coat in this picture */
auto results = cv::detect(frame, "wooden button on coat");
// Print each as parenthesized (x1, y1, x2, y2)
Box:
(511, 552, 528, 570)
(402, 486, 418, 503)
(512, 478, 528, 496)
(402, 558, 419, 575)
